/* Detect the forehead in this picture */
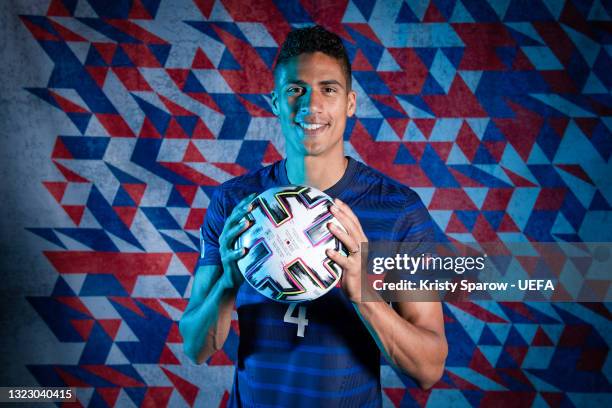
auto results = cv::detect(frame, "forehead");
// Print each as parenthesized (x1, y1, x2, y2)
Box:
(274, 52, 347, 87)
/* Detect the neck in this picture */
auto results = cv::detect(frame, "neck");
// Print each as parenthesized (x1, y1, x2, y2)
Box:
(285, 151, 348, 191)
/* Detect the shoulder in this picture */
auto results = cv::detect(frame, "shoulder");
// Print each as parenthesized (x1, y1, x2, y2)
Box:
(349, 159, 434, 241)
(202, 162, 281, 234)
(350, 159, 423, 207)
(213, 161, 282, 205)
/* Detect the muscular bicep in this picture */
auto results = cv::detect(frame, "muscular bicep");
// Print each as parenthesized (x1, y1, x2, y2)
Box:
(393, 301, 445, 337)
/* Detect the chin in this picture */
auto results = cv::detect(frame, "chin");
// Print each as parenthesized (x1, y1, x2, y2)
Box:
(302, 145, 324, 157)
(302, 137, 330, 153)
(307, 138, 342, 157)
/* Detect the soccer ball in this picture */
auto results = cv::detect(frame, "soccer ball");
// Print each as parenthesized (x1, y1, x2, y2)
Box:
(234, 185, 347, 302)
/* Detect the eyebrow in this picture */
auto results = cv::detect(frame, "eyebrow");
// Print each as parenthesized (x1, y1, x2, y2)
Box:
(286, 79, 346, 90)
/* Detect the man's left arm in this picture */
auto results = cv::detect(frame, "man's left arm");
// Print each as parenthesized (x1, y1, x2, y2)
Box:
(326, 198, 448, 389)
(354, 299, 447, 389)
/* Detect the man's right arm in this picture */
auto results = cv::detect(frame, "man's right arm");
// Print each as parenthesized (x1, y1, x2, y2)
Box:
(178, 264, 236, 364)
(179, 192, 256, 364)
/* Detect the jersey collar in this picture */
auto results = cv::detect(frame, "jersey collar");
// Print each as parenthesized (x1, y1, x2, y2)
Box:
(277, 156, 358, 199)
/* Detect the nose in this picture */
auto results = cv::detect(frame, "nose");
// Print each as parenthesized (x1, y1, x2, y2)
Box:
(297, 88, 322, 117)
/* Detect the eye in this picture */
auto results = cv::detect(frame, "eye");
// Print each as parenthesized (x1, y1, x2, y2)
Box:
(286, 86, 304, 95)
(324, 87, 337, 94)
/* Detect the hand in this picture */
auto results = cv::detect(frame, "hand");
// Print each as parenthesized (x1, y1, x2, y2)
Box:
(325, 198, 370, 303)
(218, 193, 256, 290)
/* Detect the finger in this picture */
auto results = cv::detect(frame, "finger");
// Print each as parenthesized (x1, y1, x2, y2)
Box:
(334, 198, 366, 237)
(329, 204, 360, 239)
(328, 222, 359, 254)
(326, 248, 350, 268)
(220, 194, 256, 245)
(221, 247, 246, 264)
(226, 193, 257, 226)
(221, 218, 250, 247)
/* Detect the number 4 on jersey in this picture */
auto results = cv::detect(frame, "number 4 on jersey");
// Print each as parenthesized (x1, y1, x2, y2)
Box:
(283, 304, 308, 337)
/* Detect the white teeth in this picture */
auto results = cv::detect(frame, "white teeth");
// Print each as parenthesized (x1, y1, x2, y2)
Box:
(300, 123, 324, 130)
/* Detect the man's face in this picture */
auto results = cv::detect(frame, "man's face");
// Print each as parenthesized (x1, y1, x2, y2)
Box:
(272, 52, 356, 157)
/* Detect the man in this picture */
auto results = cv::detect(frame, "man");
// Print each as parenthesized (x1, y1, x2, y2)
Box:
(180, 25, 447, 407)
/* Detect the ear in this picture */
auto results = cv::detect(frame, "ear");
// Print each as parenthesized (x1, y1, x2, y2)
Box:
(346, 90, 356, 117)
(271, 91, 280, 116)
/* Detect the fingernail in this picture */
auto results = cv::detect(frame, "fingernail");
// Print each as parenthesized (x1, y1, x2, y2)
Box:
(330, 206, 338, 213)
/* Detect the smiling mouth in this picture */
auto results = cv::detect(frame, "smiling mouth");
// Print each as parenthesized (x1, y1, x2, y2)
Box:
(300, 122, 324, 130)
(297, 122, 328, 135)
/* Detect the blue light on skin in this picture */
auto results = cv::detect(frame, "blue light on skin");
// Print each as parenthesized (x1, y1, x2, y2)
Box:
(271, 51, 356, 191)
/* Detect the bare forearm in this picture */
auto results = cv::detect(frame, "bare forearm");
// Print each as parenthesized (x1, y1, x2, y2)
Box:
(355, 300, 447, 389)
(179, 277, 236, 364)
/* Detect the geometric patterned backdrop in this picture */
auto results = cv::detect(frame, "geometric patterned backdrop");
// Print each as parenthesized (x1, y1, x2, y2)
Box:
(2, 0, 611, 406)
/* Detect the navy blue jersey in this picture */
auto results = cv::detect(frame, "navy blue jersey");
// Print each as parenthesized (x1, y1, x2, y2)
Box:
(199, 157, 433, 407)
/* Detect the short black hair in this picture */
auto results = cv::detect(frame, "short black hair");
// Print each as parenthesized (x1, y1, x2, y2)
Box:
(274, 25, 352, 90)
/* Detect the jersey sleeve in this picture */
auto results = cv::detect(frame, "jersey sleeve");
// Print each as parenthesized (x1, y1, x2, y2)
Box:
(385, 190, 437, 288)
(392, 190, 435, 244)
(199, 184, 227, 267)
